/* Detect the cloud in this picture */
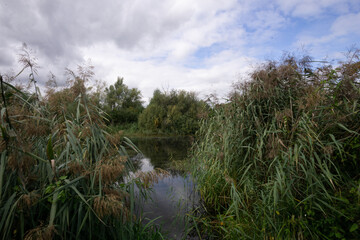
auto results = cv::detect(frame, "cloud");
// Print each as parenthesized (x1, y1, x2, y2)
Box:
(0, 0, 358, 103)
(0, 0, 238, 62)
(331, 12, 360, 36)
(81, 41, 253, 104)
(294, 11, 360, 53)
(0, 47, 15, 67)
(274, 0, 356, 18)
(0, 0, 245, 99)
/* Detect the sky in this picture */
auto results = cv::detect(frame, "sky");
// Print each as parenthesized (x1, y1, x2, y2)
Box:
(0, 0, 359, 103)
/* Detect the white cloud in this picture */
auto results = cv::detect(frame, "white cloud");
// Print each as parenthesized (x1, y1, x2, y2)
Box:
(80, 41, 253, 104)
(1, 0, 358, 104)
(331, 12, 360, 36)
(295, 11, 360, 51)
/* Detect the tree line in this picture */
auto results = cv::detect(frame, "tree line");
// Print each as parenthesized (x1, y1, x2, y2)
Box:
(102, 77, 207, 135)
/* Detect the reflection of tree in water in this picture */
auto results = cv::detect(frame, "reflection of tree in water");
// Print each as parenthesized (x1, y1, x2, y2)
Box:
(131, 137, 192, 169)
(129, 137, 198, 239)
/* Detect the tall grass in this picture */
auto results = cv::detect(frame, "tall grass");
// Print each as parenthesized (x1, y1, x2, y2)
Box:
(191, 52, 360, 239)
(0, 71, 163, 239)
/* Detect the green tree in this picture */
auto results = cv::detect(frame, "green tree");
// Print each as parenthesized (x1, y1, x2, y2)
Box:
(104, 77, 144, 124)
(138, 89, 207, 135)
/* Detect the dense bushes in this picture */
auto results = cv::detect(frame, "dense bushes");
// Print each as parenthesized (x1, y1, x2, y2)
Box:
(138, 89, 207, 135)
(191, 52, 360, 239)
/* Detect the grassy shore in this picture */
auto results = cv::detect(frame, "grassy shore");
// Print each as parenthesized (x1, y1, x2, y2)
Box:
(107, 122, 195, 138)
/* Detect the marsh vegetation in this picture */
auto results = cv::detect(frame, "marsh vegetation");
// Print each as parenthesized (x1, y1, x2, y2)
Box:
(190, 51, 360, 239)
(0, 46, 164, 239)
(1, 45, 359, 239)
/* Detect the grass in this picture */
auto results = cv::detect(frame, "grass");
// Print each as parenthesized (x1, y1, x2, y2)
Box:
(190, 52, 360, 239)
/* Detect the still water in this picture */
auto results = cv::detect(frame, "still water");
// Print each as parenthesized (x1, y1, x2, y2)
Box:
(129, 137, 199, 239)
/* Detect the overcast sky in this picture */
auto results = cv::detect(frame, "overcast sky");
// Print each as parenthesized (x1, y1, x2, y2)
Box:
(1, 0, 359, 103)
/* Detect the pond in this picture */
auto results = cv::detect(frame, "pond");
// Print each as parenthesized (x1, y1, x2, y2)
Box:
(129, 137, 199, 240)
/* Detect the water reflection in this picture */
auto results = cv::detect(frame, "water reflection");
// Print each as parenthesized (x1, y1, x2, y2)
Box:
(130, 137, 198, 240)
(131, 137, 193, 169)
(138, 157, 154, 172)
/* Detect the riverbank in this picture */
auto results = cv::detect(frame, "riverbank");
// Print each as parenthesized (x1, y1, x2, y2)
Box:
(107, 123, 195, 138)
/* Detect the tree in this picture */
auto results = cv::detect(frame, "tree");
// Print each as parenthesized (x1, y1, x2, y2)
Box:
(104, 77, 144, 124)
(138, 89, 208, 135)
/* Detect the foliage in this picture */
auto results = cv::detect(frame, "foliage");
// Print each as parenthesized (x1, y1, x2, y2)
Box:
(138, 89, 207, 135)
(0, 56, 163, 239)
(104, 77, 144, 125)
(191, 51, 360, 239)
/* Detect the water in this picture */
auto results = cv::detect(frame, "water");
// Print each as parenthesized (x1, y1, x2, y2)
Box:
(129, 137, 199, 239)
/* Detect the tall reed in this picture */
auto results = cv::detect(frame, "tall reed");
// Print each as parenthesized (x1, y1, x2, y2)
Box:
(191, 52, 360, 239)
(0, 71, 163, 239)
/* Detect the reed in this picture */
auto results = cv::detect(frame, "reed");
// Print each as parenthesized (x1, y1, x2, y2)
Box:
(0, 70, 163, 239)
(191, 52, 360, 239)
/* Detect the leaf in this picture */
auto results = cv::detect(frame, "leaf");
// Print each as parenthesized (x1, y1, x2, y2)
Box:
(45, 184, 55, 194)
(0, 151, 6, 200)
(350, 223, 358, 232)
(59, 175, 67, 180)
(335, 232, 343, 238)
(49, 191, 58, 226)
(141, 216, 162, 234)
(47, 136, 54, 160)
(64, 179, 106, 225)
(13, 146, 48, 163)
(0, 125, 9, 143)
(338, 123, 359, 135)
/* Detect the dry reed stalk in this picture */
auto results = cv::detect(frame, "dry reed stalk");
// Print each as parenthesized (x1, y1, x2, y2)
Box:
(96, 156, 127, 184)
(93, 194, 127, 218)
(24, 225, 56, 240)
(135, 168, 170, 188)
